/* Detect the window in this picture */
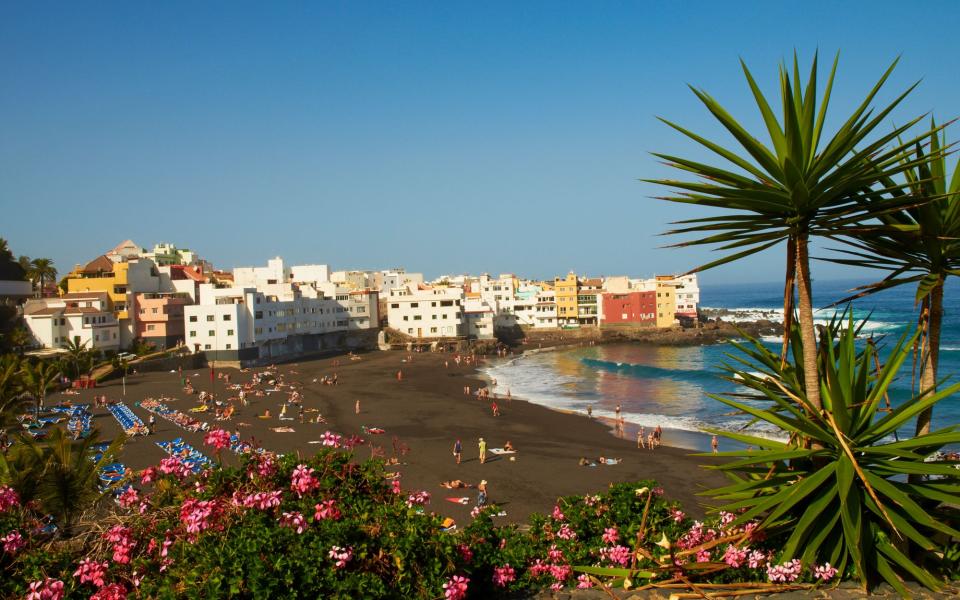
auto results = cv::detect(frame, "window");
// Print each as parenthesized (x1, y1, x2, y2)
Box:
(151, 308, 158, 314)
(407, 328, 413, 334)
(403, 315, 408, 321)
(411, 303, 419, 308)
(413, 315, 421, 320)
(189, 315, 197, 322)
(391, 303, 399, 309)
(209, 330, 215, 336)
(432, 314, 437, 320)
(206, 315, 215, 322)
(227, 329, 234, 336)
(205, 344, 212, 350)
(431, 302, 436, 307)
(147, 324, 156, 331)
(430, 327, 438, 333)
(223, 314, 231, 321)
(225, 344, 232, 350)
(255, 311, 263, 319)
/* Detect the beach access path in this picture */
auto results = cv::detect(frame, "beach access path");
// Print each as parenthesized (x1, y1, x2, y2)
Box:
(58, 349, 728, 525)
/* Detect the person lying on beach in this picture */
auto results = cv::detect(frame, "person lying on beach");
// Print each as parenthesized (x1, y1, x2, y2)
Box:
(578, 457, 598, 467)
(440, 480, 475, 489)
(597, 456, 622, 465)
(503, 441, 514, 452)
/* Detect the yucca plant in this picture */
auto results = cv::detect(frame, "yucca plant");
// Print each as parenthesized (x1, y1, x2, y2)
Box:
(824, 120, 960, 437)
(650, 52, 929, 416)
(704, 319, 960, 595)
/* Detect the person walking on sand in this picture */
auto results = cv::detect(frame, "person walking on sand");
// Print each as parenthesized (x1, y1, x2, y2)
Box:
(655, 424, 663, 447)
(615, 403, 621, 421)
(355, 399, 361, 415)
(711, 435, 719, 454)
(478, 437, 487, 464)
(476, 480, 488, 507)
(397, 370, 403, 381)
(586, 404, 592, 419)
(453, 439, 462, 464)
(637, 427, 645, 449)
(491, 401, 499, 417)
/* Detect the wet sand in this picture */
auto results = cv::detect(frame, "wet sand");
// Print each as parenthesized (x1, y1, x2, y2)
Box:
(57, 350, 728, 525)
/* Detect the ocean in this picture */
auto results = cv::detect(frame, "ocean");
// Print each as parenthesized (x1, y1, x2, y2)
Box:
(482, 278, 960, 451)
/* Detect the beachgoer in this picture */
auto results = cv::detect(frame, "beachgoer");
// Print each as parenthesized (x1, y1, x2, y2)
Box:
(586, 404, 592, 418)
(453, 439, 462, 464)
(476, 480, 487, 507)
(503, 440, 514, 452)
(637, 428, 645, 449)
(615, 403, 621, 420)
(647, 432, 655, 449)
(491, 401, 499, 417)
(397, 370, 403, 381)
(711, 435, 719, 454)
(355, 399, 360, 415)
(478, 437, 487, 464)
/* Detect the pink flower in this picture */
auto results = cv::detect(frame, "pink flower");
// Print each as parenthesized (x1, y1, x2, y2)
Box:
(203, 428, 231, 451)
(25, 578, 64, 600)
(557, 523, 577, 540)
(0, 485, 20, 511)
(549, 563, 571, 582)
(103, 526, 136, 564)
(158, 457, 191, 480)
(280, 511, 307, 534)
(722, 544, 748, 568)
(551, 505, 565, 521)
(766, 559, 802, 583)
(90, 583, 127, 600)
(747, 549, 768, 569)
(547, 544, 565, 563)
(179, 498, 222, 536)
(719, 511, 736, 528)
(602, 527, 619, 545)
(529, 558, 550, 577)
(390, 478, 402, 495)
(405, 490, 431, 508)
(290, 464, 320, 498)
(492, 564, 515, 587)
(320, 431, 342, 447)
(696, 548, 712, 563)
(328, 545, 353, 569)
(117, 487, 139, 508)
(139, 467, 156, 485)
(600, 544, 631, 567)
(73, 558, 109, 587)
(2, 530, 25, 554)
(652, 487, 664, 496)
(248, 454, 277, 480)
(583, 494, 600, 506)
(314, 499, 342, 521)
(550, 582, 564, 590)
(443, 575, 469, 600)
(671, 508, 685, 523)
(577, 573, 594, 588)
(457, 544, 473, 563)
(813, 562, 838, 581)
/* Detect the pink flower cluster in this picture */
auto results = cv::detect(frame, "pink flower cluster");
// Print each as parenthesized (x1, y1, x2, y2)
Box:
(158, 457, 191, 480)
(677, 520, 718, 550)
(813, 562, 838, 581)
(602, 526, 619, 545)
(117, 487, 139, 509)
(26, 578, 64, 600)
(341, 434, 364, 449)
(139, 467, 156, 485)
(328, 545, 353, 569)
(2, 529, 25, 554)
(280, 511, 306, 534)
(547, 544, 565, 563)
(747, 549, 769, 569)
(74, 557, 109, 587)
(766, 558, 802, 583)
(577, 573, 593, 588)
(104, 525, 136, 564)
(179, 498, 222, 535)
(314, 499, 342, 520)
(722, 544, 748, 568)
(551, 505, 565, 521)
(457, 544, 473, 563)
(236, 490, 283, 510)
(670, 508, 685, 522)
(492, 564, 515, 587)
(290, 464, 320, 498)
(583, 494, 601, 506)
(248, 454, 277, 480)
(600, 544, 631, 566)
(443, 574, 469, 600)
(203, 428, 232, 451)
(390, 478, 402, 495)
(405, 490, 431, 508)
(0, 485, 20, 511)
(320, 431, 342, 447)
(696, 548, 712, 563)
(90, 583, 127, 600)
(557, 523, 577, 540)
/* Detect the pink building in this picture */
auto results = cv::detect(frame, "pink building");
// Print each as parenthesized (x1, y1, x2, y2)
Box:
(135, 292, 193, 350)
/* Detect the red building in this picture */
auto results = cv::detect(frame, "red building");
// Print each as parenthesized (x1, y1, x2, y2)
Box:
(600, 291, 657, 326)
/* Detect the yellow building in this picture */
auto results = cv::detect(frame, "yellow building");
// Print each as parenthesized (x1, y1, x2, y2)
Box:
(554, 272, 579, 327)
(654, 276, 677, 328)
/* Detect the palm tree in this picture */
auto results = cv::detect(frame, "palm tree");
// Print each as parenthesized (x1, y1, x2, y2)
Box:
(649, 52, 926, 414)
(61, 338, 90, 380)
(0, 238, 12, 262)
(35, 428, 125, 536)
(7, 327, 31, 356)
(29, 258, 57, 298)
(19, 360, 61, 416)
(0, 355, 27, 430)
(825, 121, 959, 437)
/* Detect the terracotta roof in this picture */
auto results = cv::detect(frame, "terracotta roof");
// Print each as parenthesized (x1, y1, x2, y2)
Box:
(63, 291, 109, 300)
(26, 307, 61, 316)
(79, 255, 114, 274)
(64, 307, 103, 315)
(109, 239, 142, 254)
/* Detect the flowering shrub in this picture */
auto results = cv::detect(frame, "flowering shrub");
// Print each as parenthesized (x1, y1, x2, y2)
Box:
(203, 428, 231, 451)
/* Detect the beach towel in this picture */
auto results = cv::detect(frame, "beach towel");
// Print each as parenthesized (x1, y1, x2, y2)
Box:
(445, 497, 470, 505)
(362, 426, 385, 434)
(189, 405, 209, 413)
(489, 448, 515, 455)
(270, 427, 295, 433)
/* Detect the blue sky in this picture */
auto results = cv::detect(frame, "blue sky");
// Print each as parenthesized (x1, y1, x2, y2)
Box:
(2, 1, 959, 284)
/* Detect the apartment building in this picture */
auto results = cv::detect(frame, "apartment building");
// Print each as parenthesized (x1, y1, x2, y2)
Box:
(600, 291, 657, 327)
(23, 292, 120, 353)
(386, 286, 464, 338)
(135, 292, 192, 349)
(554, 272, 579, 327)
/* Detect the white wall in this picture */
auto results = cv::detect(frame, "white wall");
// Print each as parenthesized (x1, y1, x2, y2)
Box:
(386, 286, 463, 338)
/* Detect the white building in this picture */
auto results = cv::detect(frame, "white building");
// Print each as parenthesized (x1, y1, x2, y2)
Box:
(386, 286, 464, 338)
(233, 257, 330, 289)
(23, 292, 120, 353)
(533, 289, 558, 328)
(376, 270, 424, 295)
